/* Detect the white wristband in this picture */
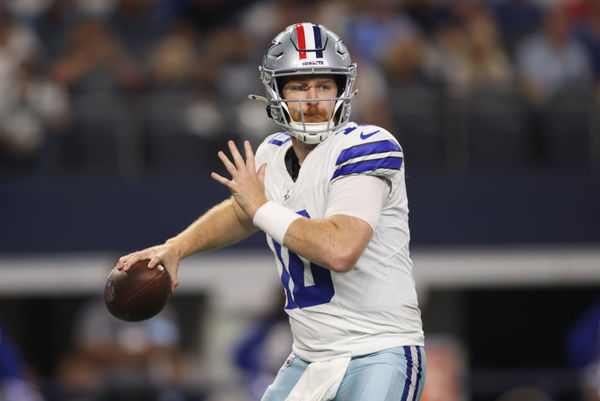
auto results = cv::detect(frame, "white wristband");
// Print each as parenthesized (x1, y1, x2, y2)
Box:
(253, 201, 302, 244)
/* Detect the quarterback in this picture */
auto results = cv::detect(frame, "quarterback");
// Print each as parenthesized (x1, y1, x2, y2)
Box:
(117, 23, 425, 401)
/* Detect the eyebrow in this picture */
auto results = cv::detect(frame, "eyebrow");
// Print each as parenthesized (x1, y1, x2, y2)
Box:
(284, 78, 335, 87)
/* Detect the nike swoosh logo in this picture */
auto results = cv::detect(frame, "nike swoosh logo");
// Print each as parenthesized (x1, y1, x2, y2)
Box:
(360, 130, 380, 140)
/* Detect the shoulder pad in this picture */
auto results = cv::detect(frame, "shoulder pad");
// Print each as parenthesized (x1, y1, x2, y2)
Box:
(331, 125, 403, 181)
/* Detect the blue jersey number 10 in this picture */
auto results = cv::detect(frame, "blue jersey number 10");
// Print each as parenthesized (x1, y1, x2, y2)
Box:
(269, 210, 335, 309)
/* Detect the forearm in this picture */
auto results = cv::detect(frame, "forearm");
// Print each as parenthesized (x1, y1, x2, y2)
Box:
(282, 215, 372, 273)
(166, 197, 257, 259)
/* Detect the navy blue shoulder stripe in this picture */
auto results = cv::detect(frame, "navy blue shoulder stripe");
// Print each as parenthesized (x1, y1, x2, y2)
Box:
(336, 140, 401, 165)
(268, 133, 291, 146)
(331, 156, 403, 180)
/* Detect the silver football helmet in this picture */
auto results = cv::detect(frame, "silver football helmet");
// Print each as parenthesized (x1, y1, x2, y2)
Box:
(250, 23, 357, 144)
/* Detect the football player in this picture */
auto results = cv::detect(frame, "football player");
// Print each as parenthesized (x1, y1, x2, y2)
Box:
(117, 23, 425, 401)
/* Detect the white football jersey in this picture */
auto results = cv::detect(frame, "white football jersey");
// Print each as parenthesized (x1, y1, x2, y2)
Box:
(254, 122, 424, 362)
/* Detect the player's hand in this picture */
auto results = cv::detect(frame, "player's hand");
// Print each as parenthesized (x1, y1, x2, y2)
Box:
(116, 243, 180, 293)
(211, 140, 268, 219)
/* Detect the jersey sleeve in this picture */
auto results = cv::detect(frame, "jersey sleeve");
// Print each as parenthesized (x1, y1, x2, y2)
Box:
(325, 174, 390, 230)
(330, 126, 404, 185)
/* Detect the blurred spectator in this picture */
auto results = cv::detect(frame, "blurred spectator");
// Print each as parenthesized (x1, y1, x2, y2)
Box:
(180, 0, 254, 36)
(312, 0, 353, 40)
(109, 0, 171, 63)
(376, 31, 436, 144)
(570, 0, 600, 89)
(351, 60, 395, 130)
(145, 18, 200, 133)
(462, 12, 513, 90)
(404, 0, 454, 38)
(31, 0, 81, 63)
(203, 25, 264, 142)
(489, 0, 544, 56)
(54, 298, 194, 401)
(380, 30, 445, 170)
(515, 4, 592, 105)
(184, 81, 226, 144)
(148, 21, 198, 89)
(514, 4, 593, 167)
(6, 0, 53, 25)
(419, 336, 466, 401)
(381, 30, 439, 89)
(432, 7, 513, 98)
(345, 0, 419, 65)
(0, 320, 45, 401)
(567, 298, 600, 401)
(74, 0, 116, 19)
(0, 11, 39, 81)
(51, 18, 145, 94)
(143, 20, 226, 171)
(240, 0, 321, 44)
(208, 27, 260, 103)
(50, 17, 145, 172)
(0, 55, 70, 165)
(0, 11, 69, 167)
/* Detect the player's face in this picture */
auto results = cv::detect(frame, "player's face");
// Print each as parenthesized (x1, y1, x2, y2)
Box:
(282, 75, 338, 124)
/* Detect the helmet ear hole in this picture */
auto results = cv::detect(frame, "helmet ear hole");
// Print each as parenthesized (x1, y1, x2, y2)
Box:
(275, 77, 290, 98)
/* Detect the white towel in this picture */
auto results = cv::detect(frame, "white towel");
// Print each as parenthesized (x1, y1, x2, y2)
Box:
(285, 356, 351, 401)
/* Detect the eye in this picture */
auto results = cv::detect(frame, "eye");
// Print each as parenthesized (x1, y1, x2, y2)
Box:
(288, 84, 306, 91)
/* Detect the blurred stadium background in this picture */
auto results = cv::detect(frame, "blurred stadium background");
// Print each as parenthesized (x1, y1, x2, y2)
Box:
(0, 0, 599, 400)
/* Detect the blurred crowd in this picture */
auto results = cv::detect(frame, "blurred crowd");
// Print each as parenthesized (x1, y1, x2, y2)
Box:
(0, 0, 599, 175)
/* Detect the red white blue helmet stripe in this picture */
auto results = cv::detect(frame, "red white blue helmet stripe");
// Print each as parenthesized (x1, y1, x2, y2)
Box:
(295, 23, 324, 60)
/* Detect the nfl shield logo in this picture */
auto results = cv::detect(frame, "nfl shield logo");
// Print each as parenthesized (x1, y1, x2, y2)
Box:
(105, 279, 115, 302)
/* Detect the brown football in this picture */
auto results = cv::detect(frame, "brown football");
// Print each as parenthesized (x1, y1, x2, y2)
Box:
(104, 259, 171, 322)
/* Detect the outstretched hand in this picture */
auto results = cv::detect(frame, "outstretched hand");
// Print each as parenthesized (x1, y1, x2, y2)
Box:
(211, 140, 268, 219)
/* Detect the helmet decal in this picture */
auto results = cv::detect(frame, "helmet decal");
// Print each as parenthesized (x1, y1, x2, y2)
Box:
(295, 23, 324, 60)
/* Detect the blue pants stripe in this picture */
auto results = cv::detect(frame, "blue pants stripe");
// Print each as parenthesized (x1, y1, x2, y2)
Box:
(411, 347, 423, 401)
(400, 346, 413, 401)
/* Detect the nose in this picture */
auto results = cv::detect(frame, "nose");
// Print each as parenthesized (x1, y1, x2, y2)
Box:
(305, 86, 318, 102)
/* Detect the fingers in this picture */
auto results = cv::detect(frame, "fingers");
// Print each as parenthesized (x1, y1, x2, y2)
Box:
(149, 254, 178, 293)
(210, 171, 231, 187)
(217, 150, 237, 178)
(228, 140, 246, 170)
(257, 162, 267, 182)
(117, 252, 142, 271)
(244, 140, 256, 170)
(148, 254, 162, 269)
(117, 247, 156, 271)
(217, 140, 257, 178)
(213, 141, 258, 189)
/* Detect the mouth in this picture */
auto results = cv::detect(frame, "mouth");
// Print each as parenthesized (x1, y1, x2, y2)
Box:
(303, 114, 327, 122)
